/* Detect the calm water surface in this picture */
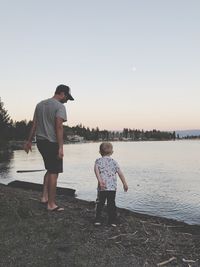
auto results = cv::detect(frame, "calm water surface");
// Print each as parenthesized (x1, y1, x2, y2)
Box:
(1, 140, 200, 225)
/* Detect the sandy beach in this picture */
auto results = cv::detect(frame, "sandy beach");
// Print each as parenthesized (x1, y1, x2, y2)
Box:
(0, 183, 199, 267)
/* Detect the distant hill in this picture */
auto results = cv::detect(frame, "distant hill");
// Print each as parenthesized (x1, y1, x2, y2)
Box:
(175, 129, 200, 138)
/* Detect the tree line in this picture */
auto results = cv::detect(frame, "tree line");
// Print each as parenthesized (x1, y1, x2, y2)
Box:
(64, 124, 176, 141)
(0, 97, 176, 144)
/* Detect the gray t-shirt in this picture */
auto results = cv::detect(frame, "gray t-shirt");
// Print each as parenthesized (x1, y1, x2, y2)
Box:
(35, 98, 67, 142)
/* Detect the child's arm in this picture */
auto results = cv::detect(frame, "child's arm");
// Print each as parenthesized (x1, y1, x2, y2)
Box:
(94, 163, 106, 190)
(117, 169, 128, 192)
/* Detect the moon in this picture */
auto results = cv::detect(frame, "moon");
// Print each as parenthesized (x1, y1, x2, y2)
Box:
(131, 66, 137, 72)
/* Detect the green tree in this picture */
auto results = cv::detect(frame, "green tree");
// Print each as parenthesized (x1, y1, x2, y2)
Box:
(13, 120, 32, 140)
(0, 98, 12, 141)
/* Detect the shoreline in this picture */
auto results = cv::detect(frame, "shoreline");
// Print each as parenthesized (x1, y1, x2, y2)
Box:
(2, 180, 200, 228)
(4, 179, 200, 227)
(0, 183, 199, 266)
(4, 179, 199, 226)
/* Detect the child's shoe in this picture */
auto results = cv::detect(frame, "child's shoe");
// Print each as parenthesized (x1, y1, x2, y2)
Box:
(94, 220, 101, 226)
(94, 216, 102, 226)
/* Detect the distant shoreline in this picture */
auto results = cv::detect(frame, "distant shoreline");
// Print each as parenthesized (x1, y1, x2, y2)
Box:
(1, 138, 200, 153)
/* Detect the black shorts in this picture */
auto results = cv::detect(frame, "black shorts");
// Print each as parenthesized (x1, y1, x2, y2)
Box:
(37, 139, 63, 174)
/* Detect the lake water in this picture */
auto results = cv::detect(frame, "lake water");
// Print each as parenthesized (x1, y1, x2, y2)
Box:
(1, 140, 200, 225)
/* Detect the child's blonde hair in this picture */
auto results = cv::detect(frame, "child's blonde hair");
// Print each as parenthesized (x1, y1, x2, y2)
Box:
(99, 142, 113, 156)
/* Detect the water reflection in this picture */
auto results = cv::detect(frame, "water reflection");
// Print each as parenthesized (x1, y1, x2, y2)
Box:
(0, 150, 13, 180)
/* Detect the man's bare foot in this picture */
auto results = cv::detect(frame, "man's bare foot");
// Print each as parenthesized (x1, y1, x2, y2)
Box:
(41, 197, 48, 204)
(48, 206, 64, 212)
(40, 200, 48, 204)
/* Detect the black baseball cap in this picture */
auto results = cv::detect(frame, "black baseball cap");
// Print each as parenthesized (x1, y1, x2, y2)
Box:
(55, 84, 74, 100)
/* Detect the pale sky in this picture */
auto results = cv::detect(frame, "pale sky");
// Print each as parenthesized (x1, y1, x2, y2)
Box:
(0, 0, 199, 131)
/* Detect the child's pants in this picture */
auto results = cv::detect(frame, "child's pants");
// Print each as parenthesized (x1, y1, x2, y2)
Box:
(95, 190, 117, 224)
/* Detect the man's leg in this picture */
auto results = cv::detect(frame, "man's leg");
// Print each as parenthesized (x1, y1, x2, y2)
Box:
(47, 173, 59, 210)
(38, 141, 63, 211)
(41, 171, 49, 203)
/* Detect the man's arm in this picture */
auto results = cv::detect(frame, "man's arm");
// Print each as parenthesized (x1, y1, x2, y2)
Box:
(55, 117, 64, 159)
(23, 115, 36, 153)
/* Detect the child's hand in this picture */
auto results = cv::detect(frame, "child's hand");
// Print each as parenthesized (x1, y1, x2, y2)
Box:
(123, 183, 128, 192)
(99, 180, 106, 190)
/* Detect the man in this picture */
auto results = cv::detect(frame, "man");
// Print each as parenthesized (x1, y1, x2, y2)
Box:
(24, 84, 74, 211)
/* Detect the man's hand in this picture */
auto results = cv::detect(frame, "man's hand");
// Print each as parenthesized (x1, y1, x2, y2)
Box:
(23, 141, 32, 154)
(58, 147, 64, 159)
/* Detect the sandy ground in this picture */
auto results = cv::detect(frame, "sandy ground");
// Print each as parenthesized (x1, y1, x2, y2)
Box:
(0, 184, 200, 267)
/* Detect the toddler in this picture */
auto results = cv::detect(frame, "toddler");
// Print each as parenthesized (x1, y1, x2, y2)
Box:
(94, 142, 128, 226)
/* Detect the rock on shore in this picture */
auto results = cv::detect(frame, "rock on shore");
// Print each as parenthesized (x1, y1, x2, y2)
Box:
(0, 184, 200, 267)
